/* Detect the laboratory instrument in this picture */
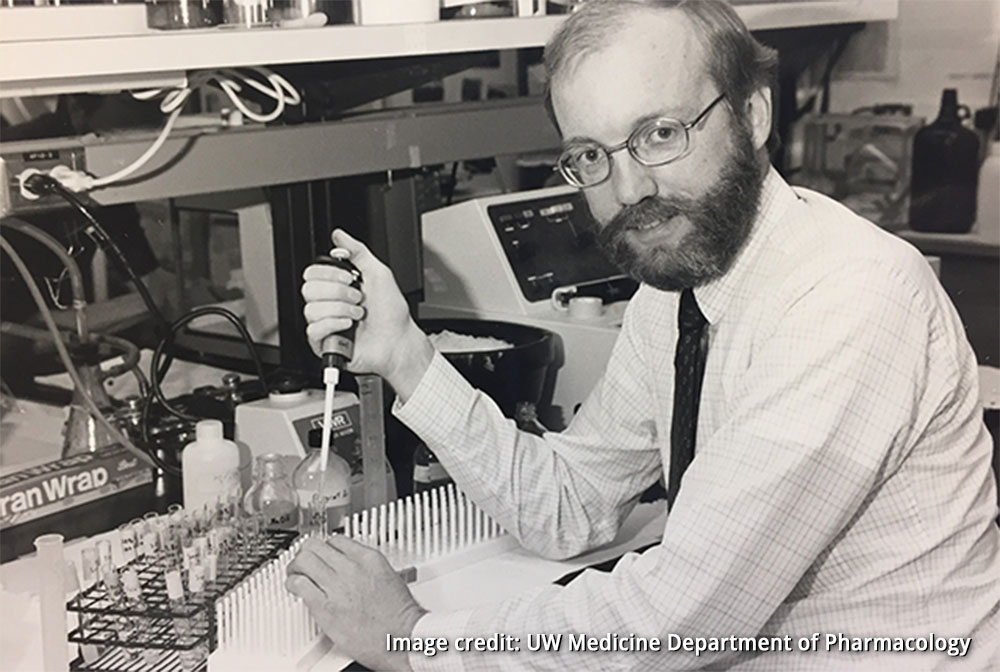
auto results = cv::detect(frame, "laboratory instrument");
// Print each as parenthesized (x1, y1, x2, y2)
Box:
(421, 187, 636, 422)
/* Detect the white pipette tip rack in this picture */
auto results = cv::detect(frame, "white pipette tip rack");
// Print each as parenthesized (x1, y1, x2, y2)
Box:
(210, 482, 516, 672)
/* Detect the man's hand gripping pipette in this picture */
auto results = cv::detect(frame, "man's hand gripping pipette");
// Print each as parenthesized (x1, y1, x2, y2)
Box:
(314, 250, 361, 492)
(292, 230, 433, 669)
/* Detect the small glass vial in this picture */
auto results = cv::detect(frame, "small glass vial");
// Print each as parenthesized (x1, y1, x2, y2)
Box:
(244, 454, 299, 530)
(292, 448, 351, 535)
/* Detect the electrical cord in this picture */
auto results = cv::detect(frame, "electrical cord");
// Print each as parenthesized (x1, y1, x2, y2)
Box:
(91, 106, 184, 189)
(134, 67, 301, 124)
(17, 67, 301, 197)
(23, 173, 170, 334)
(0, 217, 89, 342)
(149, 306, 269, 424)
(12, 180, 267, 445)
(137, 386, 183, 478)
(0, 233, 158, 470)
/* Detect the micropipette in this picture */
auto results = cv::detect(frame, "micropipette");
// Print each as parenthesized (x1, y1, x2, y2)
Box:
(315, 250, 362, 492)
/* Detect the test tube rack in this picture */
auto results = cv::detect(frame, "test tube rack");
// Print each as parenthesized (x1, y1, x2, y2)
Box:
(67, 529, 299, 672)
(211, 483, 518, 672)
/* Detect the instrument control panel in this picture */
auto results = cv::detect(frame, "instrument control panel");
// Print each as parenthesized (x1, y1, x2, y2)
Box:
(486, 192, 623, 303)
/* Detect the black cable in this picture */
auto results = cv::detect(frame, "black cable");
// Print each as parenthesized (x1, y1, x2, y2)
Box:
(140, 391, 182, 477)
(445, 161, 460, 206)
(21, 174, 269, 460)
(0, 232, 158, 470)
(150, 305, 269, 423)
(24, 173, 170, 333)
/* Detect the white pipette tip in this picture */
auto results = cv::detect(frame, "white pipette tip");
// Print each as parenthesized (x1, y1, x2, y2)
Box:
(319, 366, 340, 477)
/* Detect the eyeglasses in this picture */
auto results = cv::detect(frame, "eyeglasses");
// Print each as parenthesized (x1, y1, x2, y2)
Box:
(557, 93, 727, 188)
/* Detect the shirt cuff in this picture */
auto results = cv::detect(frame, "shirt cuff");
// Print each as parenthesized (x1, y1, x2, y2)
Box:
(408, 609, 476, 672)
(392, 350, 478, 447)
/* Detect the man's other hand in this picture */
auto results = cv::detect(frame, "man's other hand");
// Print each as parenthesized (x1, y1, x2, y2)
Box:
(286, 535, 427, 671)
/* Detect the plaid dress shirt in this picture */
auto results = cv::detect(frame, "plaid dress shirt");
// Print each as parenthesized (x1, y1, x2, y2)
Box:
(394, 168, 1000, 670)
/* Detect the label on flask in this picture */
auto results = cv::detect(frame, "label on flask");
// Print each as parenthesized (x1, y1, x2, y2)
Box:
(296, 487, 349, 508)
(413, 463, 449, 484)
(262, 500, 298, 529)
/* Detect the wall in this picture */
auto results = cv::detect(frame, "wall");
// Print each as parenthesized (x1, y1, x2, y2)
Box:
(828, 0, 998, 120)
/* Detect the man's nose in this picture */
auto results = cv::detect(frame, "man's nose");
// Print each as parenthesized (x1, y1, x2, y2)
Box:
(609, 152, 657, 207)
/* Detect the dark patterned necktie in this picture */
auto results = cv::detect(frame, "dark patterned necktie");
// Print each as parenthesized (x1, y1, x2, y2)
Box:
(666, 288, 709, 509)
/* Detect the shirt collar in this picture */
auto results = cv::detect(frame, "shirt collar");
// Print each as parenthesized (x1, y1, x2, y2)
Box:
(694, 166, 797, 325)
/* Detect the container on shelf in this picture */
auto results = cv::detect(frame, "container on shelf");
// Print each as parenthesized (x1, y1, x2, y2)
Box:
(909, 88, 981, 233)
(146, 0, 222, 30)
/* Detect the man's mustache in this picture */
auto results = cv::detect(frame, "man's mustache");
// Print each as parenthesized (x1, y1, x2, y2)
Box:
(603, 196, 693, 237)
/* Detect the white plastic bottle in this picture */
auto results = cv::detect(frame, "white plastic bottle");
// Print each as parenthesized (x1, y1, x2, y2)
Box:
(975, 138, 999, 238)
(182, 419, 241, 513)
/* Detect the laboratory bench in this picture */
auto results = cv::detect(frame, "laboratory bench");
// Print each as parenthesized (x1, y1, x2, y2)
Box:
(0, 481, 666, 671)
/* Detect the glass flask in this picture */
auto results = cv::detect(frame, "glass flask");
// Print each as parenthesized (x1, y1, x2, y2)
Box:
(292, 448, 352, 535)
(243, 454, 298, 530)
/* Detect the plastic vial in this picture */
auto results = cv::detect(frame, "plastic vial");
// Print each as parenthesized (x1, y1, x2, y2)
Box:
(179, 563, 209, 671)
(96, 539, 113, 571)
(118, 523, 138, 565)
(78, 547, 103, 657)
(102, 567, 142, 661)
(165, 568, 196, 672)
(122, 569, 163, 666)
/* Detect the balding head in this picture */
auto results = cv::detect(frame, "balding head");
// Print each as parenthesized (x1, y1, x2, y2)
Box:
(544, 0, 778, 147)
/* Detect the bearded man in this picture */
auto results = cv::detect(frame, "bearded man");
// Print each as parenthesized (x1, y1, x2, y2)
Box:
(289, 1, 1000, 669)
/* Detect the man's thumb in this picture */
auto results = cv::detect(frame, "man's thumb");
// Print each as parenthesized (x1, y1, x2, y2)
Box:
(330, 229, 372, 264)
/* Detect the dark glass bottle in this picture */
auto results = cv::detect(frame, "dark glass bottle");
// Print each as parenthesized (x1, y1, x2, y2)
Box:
(412, 443, 452, 493)
(909, 89, 980, 233)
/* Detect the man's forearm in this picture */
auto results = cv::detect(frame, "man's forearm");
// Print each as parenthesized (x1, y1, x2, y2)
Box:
(386, 322, 436, 403)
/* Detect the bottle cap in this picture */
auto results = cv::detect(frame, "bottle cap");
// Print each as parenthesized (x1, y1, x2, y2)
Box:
(196, 419, 224, 442)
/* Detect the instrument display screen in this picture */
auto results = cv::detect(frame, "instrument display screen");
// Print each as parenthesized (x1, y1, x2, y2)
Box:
(486, 193, 623, 303)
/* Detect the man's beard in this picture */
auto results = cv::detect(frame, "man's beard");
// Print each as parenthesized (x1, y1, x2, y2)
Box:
(594, 125, 764, 291)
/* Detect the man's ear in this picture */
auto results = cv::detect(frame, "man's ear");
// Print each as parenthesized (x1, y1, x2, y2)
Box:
(745, 86, 772, 152)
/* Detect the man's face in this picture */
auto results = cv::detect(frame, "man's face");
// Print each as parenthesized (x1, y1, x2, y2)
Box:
(550, 10, 765, 291)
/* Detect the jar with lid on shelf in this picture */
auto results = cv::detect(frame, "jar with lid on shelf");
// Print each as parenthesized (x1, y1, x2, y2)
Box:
(146, 0, 222, 30)
(441, 1, 514, 20)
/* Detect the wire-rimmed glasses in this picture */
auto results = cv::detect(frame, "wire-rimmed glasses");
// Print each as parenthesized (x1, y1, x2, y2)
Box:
(557, 93, 726, 188)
